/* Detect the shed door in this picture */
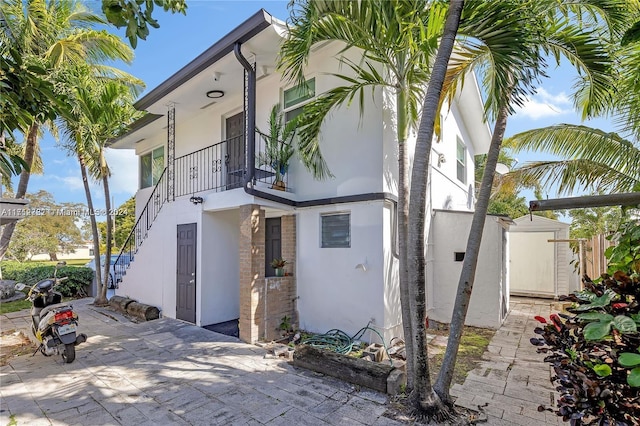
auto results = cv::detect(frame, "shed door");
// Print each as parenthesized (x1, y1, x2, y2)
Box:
(510, 231, 555, 295)
(177, 223, 197, 323)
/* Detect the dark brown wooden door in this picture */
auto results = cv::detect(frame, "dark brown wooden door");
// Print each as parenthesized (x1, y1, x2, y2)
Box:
(176, 223, 197, 323)
(225, 112, 245, 189)
(265, 217, 282, 277)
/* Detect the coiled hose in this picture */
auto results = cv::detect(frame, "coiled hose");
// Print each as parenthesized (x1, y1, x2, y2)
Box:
(301, 324, 393, 365)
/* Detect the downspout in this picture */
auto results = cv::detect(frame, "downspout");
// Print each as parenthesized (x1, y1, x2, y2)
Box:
(233, 41, 400, 257)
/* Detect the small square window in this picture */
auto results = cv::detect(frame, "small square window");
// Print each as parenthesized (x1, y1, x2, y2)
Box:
(321, 213, 350, 248)
(140, 146, 164, 189)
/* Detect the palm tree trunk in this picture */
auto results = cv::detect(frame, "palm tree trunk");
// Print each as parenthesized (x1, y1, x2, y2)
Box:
(101, 167, 112, 303)
(408, 0, 464, 414)
(0, 123, 38, 260)
(78, 152, 106, 305)
(434, 103, 509, 403)
(397, 88, 416, 391)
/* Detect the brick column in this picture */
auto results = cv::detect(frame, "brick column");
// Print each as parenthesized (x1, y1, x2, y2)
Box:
(281, 215, 298, 329)
(239, 204, 265, 343)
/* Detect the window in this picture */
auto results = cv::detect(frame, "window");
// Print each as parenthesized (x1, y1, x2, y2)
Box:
(140, 146, 164, 189)
(321, 212, 350, 248)
(456, 138, 466, 184)
(283, 78, 316, 122)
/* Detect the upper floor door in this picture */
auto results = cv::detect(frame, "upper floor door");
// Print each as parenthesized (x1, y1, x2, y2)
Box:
(225, 112, 245, 189)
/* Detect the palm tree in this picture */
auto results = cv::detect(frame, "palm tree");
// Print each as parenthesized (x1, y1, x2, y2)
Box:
(58, 71, 142, 305)
(505, 126, 640, 194)
(424, 0, 635, 404)
(277, 0, 443, 399)
(0, 0, 135, 263)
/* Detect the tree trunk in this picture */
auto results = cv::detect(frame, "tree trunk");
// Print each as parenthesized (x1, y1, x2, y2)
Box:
(434, 104, 509, 403)
(0, 123, 39, 260)
(397, 88, 416, 391)
(78, 153, 105, 305)
(407, 0, 464, 414)
(101, 159, 112, 303)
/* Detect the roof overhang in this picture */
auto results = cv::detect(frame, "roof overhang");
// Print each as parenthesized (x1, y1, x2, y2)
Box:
(110, 9, 285, 149)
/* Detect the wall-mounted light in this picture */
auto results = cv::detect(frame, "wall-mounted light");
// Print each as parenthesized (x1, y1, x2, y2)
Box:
(190, 196, 204, 205)
(437, 153, 446, 167)
(206, 90, 224, 99)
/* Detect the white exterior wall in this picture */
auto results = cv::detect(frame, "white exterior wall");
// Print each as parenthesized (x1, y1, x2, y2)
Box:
(296, 201, 386, 340)
(509, 216, 578, 297)
(117, 198, 199, 319)
(200, 210, 240, 325)
(427, 210, 508, 329)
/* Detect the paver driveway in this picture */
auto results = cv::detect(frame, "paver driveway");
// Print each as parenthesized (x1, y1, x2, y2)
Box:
(0, 299, 395, 426)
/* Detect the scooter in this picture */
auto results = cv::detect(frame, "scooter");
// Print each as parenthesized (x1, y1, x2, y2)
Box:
(16, 261, 87, 363)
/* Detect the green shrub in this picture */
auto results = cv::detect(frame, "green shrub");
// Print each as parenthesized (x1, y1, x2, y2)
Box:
(1, 261, 92, 297)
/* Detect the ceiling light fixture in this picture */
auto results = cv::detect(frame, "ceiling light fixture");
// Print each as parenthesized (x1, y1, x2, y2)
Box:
(206, 90, 225, 99)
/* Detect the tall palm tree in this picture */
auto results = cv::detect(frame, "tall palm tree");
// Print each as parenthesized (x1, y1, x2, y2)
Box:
(424, 0, 636, 404)
(58, 70, 142, 305)
(277, 0, 443, 397)
(0, 0, 134, 262)
(505, 6, 640, 197)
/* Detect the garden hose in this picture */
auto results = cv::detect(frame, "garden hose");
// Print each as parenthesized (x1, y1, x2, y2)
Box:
(301, 323, 393, 365)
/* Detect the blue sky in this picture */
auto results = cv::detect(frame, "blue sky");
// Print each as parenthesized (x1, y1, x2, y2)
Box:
(13, 1, 617, 217)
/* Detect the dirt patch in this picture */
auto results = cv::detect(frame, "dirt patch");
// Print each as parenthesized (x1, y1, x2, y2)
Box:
(0, 329, 35, 366)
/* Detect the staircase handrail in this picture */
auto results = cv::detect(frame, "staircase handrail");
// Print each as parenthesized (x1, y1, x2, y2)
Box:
(114, 167, 168, 279)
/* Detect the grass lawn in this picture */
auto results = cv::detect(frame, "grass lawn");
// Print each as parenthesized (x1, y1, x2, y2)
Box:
(429, 325, 495, 385)
(0, 299, 31, 315)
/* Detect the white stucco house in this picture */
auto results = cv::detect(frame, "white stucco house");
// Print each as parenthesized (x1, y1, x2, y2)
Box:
(110, 9, 501, 343)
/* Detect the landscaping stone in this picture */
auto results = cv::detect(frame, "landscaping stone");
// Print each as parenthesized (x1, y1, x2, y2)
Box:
(0, 280, 16, 299)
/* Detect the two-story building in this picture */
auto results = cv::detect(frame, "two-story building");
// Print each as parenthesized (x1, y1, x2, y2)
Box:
(110, 9, 506, 343)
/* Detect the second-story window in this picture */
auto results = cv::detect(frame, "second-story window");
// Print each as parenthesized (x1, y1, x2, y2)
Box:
(456, 138, 466, 184)
(283, 78, 316, 122)
(140, 146, 164, 189)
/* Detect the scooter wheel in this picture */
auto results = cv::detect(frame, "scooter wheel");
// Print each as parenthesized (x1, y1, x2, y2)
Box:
(62, 343, 75, 363)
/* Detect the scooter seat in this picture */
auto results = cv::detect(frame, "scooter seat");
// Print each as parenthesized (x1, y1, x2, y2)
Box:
(39, 302, 73, 320)
(36, 279, 55, 292)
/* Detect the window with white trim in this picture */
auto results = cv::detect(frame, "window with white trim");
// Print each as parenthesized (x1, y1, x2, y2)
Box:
(283, 78, 316, 122)
(456, 138, 466, 184)
(321, 212, 350, 248)
(140, 146, 164, 189)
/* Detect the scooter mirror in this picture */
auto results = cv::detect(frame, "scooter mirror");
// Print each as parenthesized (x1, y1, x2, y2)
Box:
(57, 261, 67, 267)
(14, 283, 26, 291)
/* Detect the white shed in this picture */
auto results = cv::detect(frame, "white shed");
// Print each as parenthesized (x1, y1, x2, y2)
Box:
(427, 210, 511, 329)
(509, 215, 579, 298)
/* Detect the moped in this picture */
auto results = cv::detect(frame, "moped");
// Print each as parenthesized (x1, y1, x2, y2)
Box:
(16, 261, 87, 363)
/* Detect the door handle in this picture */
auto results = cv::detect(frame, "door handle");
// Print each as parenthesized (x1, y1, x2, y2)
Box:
(189, 279, 195, 284)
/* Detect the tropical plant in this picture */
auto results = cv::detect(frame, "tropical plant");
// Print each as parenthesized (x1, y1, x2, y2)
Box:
(257, 104, 297, 188)
(270, 258, 288, 269)
(427, 0, 635, 405)
(506, 25, 640, 196)
(605, 220, 640, 275)
(0, 0, 135, 265)
(277, 1, 443, 409)
(532, 272, 640, 424)
(57, 70, 142, 306)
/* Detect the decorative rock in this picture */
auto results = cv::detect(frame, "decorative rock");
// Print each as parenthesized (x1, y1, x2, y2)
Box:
(0, 280, 16, 300)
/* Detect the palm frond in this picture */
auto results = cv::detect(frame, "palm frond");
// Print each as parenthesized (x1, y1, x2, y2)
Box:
(509, 158, 640, 195)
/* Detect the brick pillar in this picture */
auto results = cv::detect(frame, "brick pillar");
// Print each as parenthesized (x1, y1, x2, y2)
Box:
(239, 204, 265, 343)
(281, 215, 298, 329)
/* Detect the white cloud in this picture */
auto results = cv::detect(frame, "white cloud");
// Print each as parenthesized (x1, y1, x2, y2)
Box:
(51, 175, 84, 191)
(105, 148, 138, 197)
(513, 87, 573, 120)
